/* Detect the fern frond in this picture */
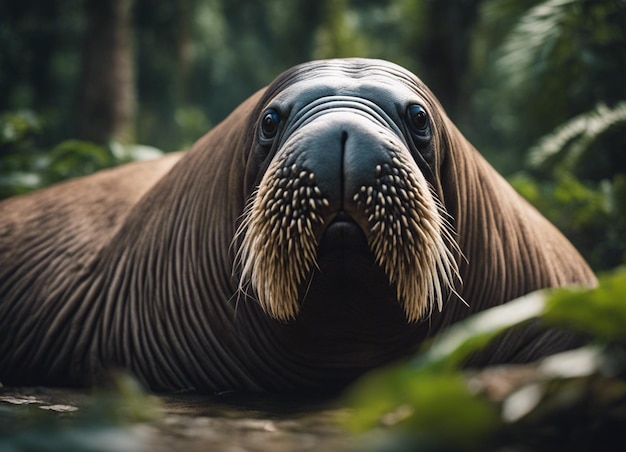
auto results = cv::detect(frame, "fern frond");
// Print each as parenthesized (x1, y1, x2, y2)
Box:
(495, 0, 576, 91)
(528, 101, 626, 170)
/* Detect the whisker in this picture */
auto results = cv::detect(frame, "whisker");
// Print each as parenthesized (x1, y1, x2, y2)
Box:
(233, 151, 325, 322)
(358, 146, 463, 323)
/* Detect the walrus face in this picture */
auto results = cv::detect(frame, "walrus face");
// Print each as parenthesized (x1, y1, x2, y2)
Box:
(235, 59, 460, 324)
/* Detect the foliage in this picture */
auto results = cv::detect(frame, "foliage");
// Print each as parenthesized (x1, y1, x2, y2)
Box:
(346, 267, 626, 450)
(545, 269, 626, 342)
(508, 93, 626, 270)
(511, 172, 626, 270)
(0, 110, 163, 199)
(528, 101, 626, 178)
(470, 0, 626, 172)
(346, 371, 499, 451)
(505, 29, 626, 271)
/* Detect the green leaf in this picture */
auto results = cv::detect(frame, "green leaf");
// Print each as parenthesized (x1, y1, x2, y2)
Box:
(415, 291, 547, 372)
(544, 267, 626, 342)
(345, 368, 499, 449)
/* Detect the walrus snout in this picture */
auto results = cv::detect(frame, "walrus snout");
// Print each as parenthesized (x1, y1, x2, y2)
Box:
(283, 110, 404, 239)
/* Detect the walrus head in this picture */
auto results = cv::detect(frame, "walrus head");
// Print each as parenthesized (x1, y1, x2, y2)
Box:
(234, 59, 462, 324)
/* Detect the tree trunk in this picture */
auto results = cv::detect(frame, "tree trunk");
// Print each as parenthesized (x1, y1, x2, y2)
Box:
(76, 0, 134, 145)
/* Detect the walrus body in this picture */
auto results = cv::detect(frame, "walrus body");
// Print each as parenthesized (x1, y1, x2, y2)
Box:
(0, 59, 596, 393)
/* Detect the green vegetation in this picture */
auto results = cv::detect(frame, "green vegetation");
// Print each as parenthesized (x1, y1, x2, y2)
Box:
(346, 268, 626, 450)
(0, 110, 163, 198)
(477, 0, 626, 271)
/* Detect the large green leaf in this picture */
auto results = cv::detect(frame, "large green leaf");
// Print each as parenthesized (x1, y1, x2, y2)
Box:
(544, 267, 626, 342)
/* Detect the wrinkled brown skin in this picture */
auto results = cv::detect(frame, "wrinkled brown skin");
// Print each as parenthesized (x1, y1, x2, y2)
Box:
(0, 59, 596, 393)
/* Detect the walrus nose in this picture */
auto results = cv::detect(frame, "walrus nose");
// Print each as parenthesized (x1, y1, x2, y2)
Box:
(300, 112, 395, 231)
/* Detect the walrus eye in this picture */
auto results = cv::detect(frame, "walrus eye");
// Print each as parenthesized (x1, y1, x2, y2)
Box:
(260, 108, 281, 142)
(406, 104, 431, 141)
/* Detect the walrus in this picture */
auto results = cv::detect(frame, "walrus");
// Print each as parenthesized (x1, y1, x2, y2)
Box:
(0, 58, 596, 393)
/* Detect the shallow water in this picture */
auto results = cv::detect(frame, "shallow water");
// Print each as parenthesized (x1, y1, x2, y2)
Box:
(0, 386, 353, 451)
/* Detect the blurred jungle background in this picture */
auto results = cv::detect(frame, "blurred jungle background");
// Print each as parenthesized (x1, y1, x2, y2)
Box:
(1, 0, 625, 270)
